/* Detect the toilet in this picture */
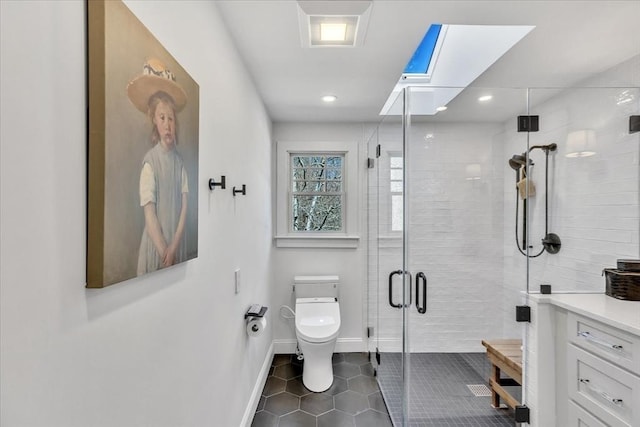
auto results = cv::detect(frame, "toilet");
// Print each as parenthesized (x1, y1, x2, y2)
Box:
(294, 275, 341, 392)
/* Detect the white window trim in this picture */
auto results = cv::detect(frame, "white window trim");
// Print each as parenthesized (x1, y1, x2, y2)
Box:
(275, 140, 359, 248)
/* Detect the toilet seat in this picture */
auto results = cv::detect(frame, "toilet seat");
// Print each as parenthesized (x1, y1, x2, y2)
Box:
(295, 299, 340, 343)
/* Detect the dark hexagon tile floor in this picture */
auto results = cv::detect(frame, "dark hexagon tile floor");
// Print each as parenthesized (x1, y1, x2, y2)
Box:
(251, 352, 392, 427)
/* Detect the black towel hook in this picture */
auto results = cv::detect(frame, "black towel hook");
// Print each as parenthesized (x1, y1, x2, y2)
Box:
(208, 176, 226, 191)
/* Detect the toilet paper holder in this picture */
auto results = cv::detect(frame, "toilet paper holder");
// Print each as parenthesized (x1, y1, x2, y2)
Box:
(245, 305, 268, 319)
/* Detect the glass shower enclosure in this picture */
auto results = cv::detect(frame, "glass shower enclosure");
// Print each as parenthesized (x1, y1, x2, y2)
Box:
(366, 82, 639, 426)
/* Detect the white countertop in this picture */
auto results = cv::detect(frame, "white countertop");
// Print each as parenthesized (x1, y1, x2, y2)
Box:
(528, 293, 640, 336)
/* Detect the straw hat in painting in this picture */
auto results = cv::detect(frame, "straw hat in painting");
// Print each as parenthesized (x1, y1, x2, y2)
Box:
(127, 58, 187, 113)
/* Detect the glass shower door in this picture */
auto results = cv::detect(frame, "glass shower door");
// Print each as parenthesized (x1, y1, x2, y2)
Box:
(369, 86, 531, 426)
(366, 92, 405, 421)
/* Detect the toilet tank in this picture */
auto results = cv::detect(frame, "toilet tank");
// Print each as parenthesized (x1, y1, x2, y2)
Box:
(294, 275, 339, 299)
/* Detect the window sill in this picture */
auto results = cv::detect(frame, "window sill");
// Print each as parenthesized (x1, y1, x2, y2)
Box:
(274, 235, 360, 249)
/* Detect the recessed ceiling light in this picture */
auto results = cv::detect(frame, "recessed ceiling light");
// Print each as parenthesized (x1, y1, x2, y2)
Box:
(436, 106, 447, 112)
(322, 95, 337, 103)
(320, 23, 347, 41)
(298, 3, 372, 48)
(478, 95, 493, 102)
(308, 16, 359, 47)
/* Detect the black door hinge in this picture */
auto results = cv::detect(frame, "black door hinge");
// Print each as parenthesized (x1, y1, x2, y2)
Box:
(515, 405, 530, 423)
(516, 305, 531, 322)
(376, 144, 381, 158)
(376, 348, 381, 365)
(517, 115, 539, 132)
(630, 115, 640, 134)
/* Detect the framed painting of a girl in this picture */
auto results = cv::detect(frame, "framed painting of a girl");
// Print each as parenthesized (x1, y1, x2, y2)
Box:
(87, 0, 199, 288)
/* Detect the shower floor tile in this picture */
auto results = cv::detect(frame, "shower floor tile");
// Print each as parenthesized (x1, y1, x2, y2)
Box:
(377, 353, 517, 427)
(251, 353, 393, 427)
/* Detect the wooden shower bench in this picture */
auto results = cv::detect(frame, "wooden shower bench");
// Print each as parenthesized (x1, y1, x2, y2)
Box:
(481, 339, 523, 409)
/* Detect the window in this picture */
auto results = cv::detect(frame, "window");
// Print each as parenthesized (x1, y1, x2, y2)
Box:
(291, 154, 344, 232)
(390, 154, 403, 232)
(276, 141, 359, 248)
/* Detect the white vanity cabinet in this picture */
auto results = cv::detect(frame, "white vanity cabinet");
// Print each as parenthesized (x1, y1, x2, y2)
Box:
(538, 294, 640, 427)
(567, 313, 640, 426)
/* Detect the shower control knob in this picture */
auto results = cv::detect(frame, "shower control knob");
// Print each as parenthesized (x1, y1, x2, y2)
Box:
(541, 233, 562, 254)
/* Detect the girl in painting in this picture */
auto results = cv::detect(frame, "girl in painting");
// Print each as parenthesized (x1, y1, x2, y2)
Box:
(127, 58, 189, 275)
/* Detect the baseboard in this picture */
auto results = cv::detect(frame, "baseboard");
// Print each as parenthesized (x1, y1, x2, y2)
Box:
(335, 338, 365, 353)
(271, 339, 296, 354)
(240, 342, 274, 427)
(272, 337, 365, 354)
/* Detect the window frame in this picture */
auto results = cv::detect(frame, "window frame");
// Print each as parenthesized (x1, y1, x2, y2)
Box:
(388, 152, 403, 233)
(290, 153, 345, 233)
(275, 140, 359, 248)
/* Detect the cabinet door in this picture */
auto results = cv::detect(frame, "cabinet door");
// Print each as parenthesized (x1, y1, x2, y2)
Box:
(568, 400, 609, 427)
(568, 344, 640, 427)
(569, 313, 639, 374)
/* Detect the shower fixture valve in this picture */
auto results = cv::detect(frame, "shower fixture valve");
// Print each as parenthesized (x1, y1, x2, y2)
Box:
(541, 233, 561, 254)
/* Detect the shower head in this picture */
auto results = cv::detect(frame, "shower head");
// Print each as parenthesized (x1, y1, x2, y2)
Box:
(529, 143, 558, 152)
(508, 154, 529, 171)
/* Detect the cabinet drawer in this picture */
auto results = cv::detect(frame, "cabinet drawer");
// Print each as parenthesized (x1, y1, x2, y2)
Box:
(568, 312, 640, 374)
(568, 344, 640, 427)
(568, 400, 608, 427)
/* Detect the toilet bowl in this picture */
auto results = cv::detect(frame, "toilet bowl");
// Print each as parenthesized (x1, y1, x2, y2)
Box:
(294, 276, 341, 392)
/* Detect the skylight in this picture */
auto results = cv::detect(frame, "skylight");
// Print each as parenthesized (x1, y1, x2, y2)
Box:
(380, 24, 535, 116)
(404, 24, 442, 74)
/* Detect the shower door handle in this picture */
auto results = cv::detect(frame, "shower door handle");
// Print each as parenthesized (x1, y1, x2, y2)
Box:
(415, 272, 427, 314)
(388, 270, 412, 308)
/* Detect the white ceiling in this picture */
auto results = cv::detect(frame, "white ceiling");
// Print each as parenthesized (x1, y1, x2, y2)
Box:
(215, 0, 640, 123)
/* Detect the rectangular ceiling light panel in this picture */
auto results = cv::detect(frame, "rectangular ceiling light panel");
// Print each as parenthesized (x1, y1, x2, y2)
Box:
(297, 2, 372, 48)
(320, 22, 348, 41)
(310, 15, 358, 46)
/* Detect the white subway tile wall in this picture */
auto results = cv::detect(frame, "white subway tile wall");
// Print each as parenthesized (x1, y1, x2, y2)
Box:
(368, 122, 519, 353)
(501, 86, 640, 301)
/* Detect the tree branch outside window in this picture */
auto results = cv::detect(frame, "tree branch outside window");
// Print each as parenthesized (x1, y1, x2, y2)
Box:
(291, 154, 344, 231)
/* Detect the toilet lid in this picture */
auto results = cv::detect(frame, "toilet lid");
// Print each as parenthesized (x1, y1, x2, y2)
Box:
(295, 300, 341, 343)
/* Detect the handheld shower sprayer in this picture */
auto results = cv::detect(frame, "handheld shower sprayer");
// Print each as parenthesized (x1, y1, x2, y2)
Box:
(509, 142, 561, 257)
(508, 154, 529, 171)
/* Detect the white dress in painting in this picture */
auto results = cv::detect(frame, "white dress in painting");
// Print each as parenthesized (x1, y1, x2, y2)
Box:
(137, 143, 188, 275)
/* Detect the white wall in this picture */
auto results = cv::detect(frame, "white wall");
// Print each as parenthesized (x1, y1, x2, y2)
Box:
(0, 2, 273, 426)
(271, 123, 369, 353)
